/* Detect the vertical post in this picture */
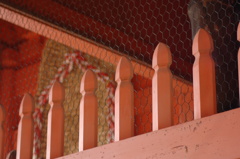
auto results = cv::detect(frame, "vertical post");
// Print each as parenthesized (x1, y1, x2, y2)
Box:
(79, 70, 98, 151)
(192, 29, 216, 119)
(114, 57, 134, 141)
(46, 81, 65, 159)
(16, 93, 35, 159)
(0, 105, 5, 159)
(152, 43, 173, 131)
(237, 22, 240, 106)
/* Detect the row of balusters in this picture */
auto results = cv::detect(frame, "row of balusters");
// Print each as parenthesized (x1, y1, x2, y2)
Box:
(0, 26, 239, 159)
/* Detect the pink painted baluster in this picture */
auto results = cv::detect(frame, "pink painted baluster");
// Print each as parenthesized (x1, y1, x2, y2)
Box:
(0, 104, 5, 159)
(152, 43, 173, 131)
(79, 70, 98, 151)
(16, 93, 35, 159)
(237, 22, 240, 105)
(114, 57, 134, 141)
(193, 29, 216, 119)
(46, 81, 65, 159)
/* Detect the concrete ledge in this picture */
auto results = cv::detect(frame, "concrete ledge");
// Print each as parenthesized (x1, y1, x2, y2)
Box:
(59, 108, 240, 159)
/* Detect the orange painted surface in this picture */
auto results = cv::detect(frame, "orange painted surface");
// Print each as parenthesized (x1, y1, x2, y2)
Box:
(133, 74, 152, 135)
(14, 63, 40, 96)
(133, 75, 193, 135)
(0, 69, 19, 158)
(0, 19, 46, 157)
(0, 63, 41, 158)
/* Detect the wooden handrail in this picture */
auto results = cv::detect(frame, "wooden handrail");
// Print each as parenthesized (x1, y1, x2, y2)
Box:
(58, 108, 240, 159)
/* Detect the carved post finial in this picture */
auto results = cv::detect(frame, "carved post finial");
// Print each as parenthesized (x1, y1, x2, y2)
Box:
(115, 57, 134, 141)
(49, 81, 65, 104)
(19, 93, 35, 115)
(115, 57, 133, 82)
(193, 29, 213, 54)
(152, 43, 173, 131)
(46, 81, 65, 159)
(152, 43, 172, 68)
(0, 104, 5, 159)
(80, 70, 97, 93)
(192, 29, 216, 119)
(16, 93, 35, 159)
(79, 70, 98, 151)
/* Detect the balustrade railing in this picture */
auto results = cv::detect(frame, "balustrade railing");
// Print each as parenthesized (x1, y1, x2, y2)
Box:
(0, 24, 239, 158)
